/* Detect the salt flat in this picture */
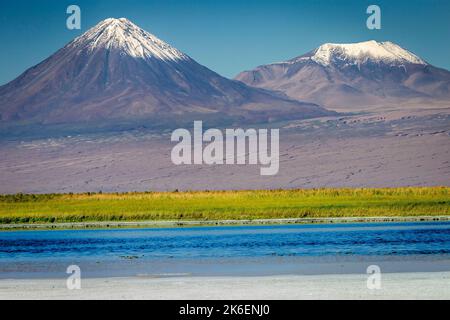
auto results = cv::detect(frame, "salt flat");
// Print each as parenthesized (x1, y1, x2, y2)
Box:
(1, 272, 449, 300)
(0, 108, 449, 193)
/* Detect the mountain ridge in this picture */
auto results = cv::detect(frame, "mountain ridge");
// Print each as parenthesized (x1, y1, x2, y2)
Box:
(307, 40, 426, 67)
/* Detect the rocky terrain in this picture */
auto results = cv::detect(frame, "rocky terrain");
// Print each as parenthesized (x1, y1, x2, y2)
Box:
(1, 107, 448, 193)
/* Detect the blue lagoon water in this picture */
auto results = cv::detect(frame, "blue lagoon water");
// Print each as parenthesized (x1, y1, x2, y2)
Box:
(1, 222, 450, 278)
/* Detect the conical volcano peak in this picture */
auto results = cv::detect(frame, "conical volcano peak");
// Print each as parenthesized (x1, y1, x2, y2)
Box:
(309, 40, 427, 66)
(0, 17, 332, 126)
(68, 17, 188, 61)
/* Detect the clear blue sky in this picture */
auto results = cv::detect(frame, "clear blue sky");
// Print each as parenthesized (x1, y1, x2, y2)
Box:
(1, 0, 449, 85)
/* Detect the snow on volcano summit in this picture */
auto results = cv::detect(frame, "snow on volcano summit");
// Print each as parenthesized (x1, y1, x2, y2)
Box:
(69, 18, 188, 61)
(309, 40, 427, 66)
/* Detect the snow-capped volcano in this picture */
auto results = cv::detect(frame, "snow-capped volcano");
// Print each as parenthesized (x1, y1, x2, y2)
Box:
(236, 40, 450, 110)
(308, 40, 426, 67)
(69, 18, 188, 61)
(0, 18, 331, 131)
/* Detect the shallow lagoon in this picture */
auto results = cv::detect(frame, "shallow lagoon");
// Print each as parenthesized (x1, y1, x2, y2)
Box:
(1, 222, 450, 278)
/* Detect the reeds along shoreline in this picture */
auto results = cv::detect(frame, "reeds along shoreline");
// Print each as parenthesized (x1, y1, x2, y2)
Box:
(2, 215, 450, 231)
(0, 187, 449, 224)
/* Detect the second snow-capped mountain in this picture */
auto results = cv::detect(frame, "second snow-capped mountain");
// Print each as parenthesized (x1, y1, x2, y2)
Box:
(236, 40, 450, 110)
